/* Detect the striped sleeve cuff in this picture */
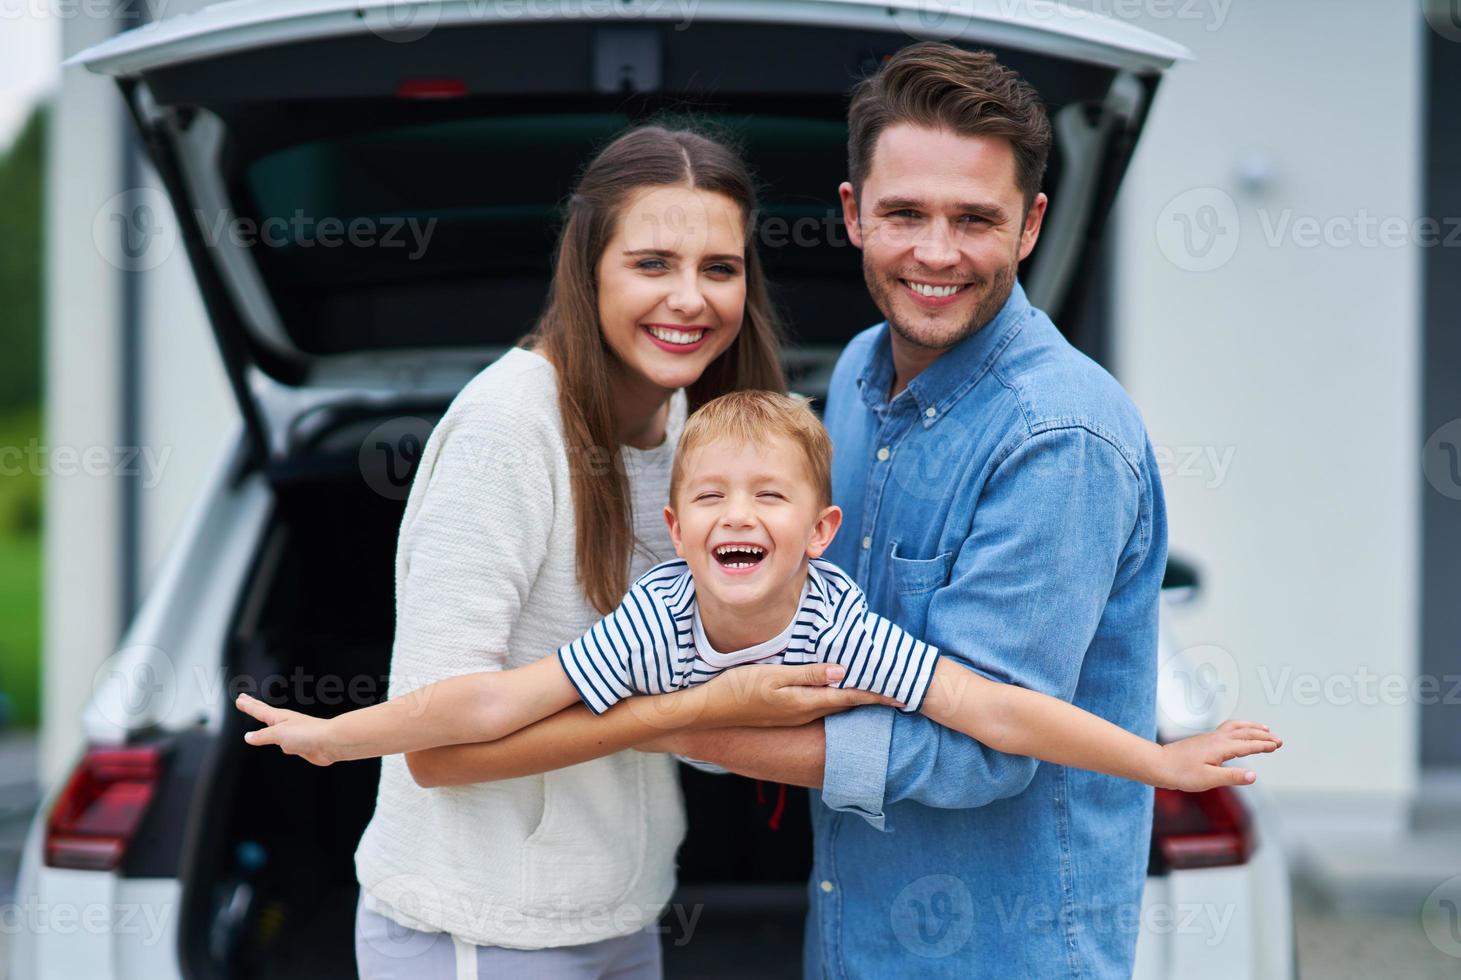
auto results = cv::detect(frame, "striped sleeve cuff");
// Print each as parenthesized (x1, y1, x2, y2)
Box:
(556, 641, 629, 715)
(839, 613, 941, 713)
(894, 642, 941, 713)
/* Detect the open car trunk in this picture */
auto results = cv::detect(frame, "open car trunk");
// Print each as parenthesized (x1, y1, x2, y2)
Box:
(72, 2, 1182, 465)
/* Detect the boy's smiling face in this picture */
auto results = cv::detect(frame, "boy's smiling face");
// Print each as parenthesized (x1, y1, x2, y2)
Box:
(665, 434, 842, 634)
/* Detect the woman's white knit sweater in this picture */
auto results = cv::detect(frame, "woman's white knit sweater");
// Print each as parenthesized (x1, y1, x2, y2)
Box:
(354, 347, 688, 949)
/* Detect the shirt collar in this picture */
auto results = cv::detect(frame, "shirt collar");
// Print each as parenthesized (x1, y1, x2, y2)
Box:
(691, 576, 810, 667)
(856, 279, 1031, 424)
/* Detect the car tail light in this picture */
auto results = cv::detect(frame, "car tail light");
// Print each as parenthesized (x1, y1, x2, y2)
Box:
(45, 745, 163, 871)
(396, 77, 468, 99)
(1152, 785, 1254, 870)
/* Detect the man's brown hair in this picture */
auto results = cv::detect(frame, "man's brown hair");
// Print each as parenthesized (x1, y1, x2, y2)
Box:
(846, 42, 1053, 211)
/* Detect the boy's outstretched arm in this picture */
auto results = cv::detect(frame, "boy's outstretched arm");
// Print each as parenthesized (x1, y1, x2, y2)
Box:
(919, 659, 1282, 791)
(235, 655, 580, 765)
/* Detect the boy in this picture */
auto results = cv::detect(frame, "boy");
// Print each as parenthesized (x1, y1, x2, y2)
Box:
(237, 391, 1279, 790)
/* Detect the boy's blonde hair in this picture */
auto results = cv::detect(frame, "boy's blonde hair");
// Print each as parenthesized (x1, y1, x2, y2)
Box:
(670, 390, 833, 507)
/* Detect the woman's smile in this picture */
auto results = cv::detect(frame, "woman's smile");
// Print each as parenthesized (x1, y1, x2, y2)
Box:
(642, 323, 713, 353)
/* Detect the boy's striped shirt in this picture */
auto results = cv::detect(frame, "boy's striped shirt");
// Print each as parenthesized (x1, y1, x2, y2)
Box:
(557, 558, 940, 715)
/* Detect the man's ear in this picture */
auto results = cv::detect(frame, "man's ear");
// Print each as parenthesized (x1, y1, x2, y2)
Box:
(806, 504, 844, 559)
(664, 506, 686, 558)
(838, 181, 863, 250)
(1018, 191, 1048, 262)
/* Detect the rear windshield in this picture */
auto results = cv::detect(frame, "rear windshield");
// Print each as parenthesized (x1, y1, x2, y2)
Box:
(240, 108, 880, 356)
(157, 19, 1112, 362)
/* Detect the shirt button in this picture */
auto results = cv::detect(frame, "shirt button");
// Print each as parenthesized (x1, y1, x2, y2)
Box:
(876, 447, 890, 462)
(925, 406, 937, 418)
(820, 880, 834, 893)
(862, 536, 872, 550)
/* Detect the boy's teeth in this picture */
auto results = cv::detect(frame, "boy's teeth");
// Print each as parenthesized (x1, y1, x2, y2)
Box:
(715, 545, 765, 556)
(647, 325, 706, 345)
(907, 281, 963, 298)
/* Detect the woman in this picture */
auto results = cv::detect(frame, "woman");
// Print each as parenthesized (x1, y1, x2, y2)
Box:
(352, 125, 884, 978)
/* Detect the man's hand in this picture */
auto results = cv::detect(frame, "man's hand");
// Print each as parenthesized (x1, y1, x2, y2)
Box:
(697, 662, 901, 729)
(236, 693, 339, 767)
(1157, 719, 1282, 792)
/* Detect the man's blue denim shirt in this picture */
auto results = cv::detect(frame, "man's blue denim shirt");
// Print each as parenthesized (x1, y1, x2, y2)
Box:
(809, 281, 1168, 979)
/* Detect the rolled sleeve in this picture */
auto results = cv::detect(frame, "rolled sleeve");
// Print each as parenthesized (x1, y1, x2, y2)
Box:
(821, 705, 896, 831)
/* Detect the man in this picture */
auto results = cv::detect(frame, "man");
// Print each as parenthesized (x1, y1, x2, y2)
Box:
(679, 42, 1168, 978)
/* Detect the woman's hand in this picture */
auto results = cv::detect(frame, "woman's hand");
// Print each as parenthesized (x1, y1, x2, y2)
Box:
(1157, 719, 1282, 792)
(235, 693, 339, 767)
(689, 662, 902, 729)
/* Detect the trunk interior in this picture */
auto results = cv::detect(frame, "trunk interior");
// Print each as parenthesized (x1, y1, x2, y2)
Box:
(179, 409, 815, 980)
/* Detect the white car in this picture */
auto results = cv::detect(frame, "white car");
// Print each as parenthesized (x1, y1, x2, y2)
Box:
(14, 2, 1290, 977)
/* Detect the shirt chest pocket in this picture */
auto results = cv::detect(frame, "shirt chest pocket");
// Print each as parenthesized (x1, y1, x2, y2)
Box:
(887, 542, 955, 634)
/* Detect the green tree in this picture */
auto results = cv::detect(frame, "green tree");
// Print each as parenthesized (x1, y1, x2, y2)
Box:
(0, 103, 45, 412)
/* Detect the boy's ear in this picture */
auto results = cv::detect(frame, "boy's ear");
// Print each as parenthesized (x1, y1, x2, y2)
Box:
(806, 504, 843, 559)
(664, 506, 686, 557)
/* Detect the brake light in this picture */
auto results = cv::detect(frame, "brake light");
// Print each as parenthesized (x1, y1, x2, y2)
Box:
(396, 77, 468, 99)
(45, 746, 163, 871)
(1152, 785, 1254, 870)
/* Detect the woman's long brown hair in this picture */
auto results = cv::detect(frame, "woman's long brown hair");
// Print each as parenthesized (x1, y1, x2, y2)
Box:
(524, 125, 787, 614)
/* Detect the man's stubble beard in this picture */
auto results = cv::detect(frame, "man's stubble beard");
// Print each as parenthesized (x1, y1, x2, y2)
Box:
(863, 252, 1019, 354)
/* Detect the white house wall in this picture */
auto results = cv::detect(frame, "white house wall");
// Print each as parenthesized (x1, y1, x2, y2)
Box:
(1111, 1, 1423, 836)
